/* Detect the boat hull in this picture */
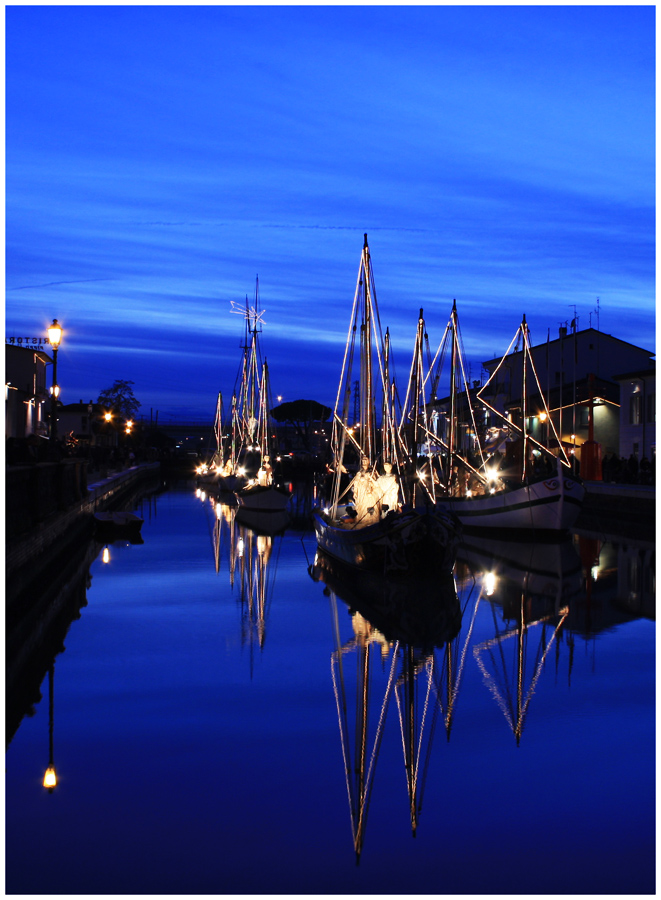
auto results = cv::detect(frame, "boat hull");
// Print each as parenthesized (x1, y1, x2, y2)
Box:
(438, 472, 585, 534)
(236, 484, 291, 511)
(456, 533, 584, 613)
(310, 547, 462, 648)
(216, 474, 248, 493)
(93, 512, 144, 543)
(235, 506, 290, 535)
(312, 506, 459, 576)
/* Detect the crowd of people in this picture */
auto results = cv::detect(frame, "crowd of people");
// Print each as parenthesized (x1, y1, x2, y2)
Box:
(601, 452, 654, 485)
(5, 433, 156, 474)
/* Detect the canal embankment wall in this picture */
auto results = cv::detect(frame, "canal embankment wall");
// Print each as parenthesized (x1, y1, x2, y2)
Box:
(576, 480, 656, 541)
(6, 462, 163, 744)
(6, 461, 161, 604)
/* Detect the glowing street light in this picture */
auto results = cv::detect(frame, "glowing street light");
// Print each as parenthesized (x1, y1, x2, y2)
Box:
(47, 319, 63, 440)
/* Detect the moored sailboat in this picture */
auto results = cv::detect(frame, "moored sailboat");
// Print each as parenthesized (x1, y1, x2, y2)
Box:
(214, 281, 290, 510)
(312, 235, 459, 576)
(196, 391, 232, 489)
(235, 356, 291, 511)
(422, 303, 585, 534)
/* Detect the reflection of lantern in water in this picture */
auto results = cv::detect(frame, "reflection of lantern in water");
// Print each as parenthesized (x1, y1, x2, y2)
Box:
(102, 546, 110, 564)
(42, 665, 57, 792)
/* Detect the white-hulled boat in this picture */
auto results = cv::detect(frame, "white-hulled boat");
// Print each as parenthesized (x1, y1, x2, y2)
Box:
(418, 303, 585, 535)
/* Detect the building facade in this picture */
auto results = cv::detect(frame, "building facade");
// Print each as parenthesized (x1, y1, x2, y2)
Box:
(429, 325, 655, 473)
(613, 367, 655, 461)
(5, 344, 52, 439)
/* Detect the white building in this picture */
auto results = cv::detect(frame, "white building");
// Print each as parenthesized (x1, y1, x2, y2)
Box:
(613, 366, 655, 461)
(5, 344, 52, 439)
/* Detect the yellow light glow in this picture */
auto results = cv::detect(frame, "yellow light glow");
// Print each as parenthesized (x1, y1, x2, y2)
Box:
(484, 572, 497, 596)
(215, 503, 223, 519)
(466, 489, 472, 498)
(104, 412, 112, 422)
(238, 467, 246, 476)
(43, 766, 57, 789)
(538, 412, 547, 423)
(102, 547, 110, 564)
(47, 319, 62, 348)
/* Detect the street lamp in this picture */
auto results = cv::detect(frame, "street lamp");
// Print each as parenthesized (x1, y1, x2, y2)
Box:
(48, 319, 63, 441)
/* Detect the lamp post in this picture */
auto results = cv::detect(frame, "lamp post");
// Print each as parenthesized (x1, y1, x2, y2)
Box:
(48, 319, 63, 441)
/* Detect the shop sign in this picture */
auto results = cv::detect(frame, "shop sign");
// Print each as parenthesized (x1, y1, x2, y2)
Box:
(6, 336, 52, 346)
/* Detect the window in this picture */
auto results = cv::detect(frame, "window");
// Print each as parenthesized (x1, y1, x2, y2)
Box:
(647, 393, 655, 423)
(630, 394, 642, 425)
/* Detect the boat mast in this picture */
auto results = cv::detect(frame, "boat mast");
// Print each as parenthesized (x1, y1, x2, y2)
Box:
(382, 327, 391, 463)
(258, 359, 270, 459)
(448, 300, 458, 485)
(215, 391, 222, 465)
(361, 234, 374, 463)
(521, 315, 528, 482)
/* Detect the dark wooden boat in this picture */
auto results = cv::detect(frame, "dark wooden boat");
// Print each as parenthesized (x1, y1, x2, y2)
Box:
(93, 511, 144, 541)
(312, 234, 460, 578)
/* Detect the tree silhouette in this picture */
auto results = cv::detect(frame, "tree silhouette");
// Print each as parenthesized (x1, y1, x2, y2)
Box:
(97, 379, 141, 420)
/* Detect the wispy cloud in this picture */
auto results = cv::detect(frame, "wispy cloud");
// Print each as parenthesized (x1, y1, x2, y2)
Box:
(6, 5, 654, 417)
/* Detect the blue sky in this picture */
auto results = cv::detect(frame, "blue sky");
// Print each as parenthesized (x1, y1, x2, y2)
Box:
(5, 4, 655, 422)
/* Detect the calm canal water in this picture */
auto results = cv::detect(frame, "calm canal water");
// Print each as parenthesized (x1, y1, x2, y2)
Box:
(5, 480, 655, 895)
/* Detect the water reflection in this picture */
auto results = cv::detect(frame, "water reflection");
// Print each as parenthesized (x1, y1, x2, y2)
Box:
(312, 552, 463, 861)
(197, 489, 289, 665)
(310, 525, 654, 858)
(6, 484, 158, 750)
(42, 665, 57, 792)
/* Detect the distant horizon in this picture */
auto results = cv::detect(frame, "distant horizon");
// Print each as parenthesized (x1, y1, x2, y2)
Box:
(23, 312, 653, 428)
